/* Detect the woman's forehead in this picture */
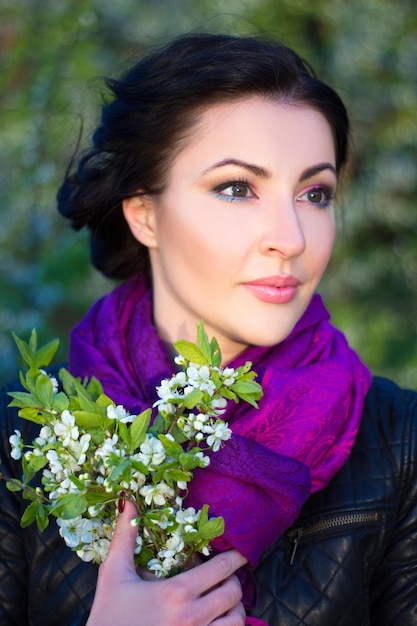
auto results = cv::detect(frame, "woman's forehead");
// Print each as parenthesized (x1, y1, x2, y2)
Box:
(170, 98, 336, 176)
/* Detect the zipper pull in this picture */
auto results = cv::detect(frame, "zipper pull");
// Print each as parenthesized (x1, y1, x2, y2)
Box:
(289, 527, 302, 566)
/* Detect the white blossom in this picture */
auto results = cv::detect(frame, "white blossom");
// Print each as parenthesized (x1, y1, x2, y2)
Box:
(46, 449, 63, 474)
(203, 421, 232, 452)
(54, 410, 79, 446)
(194, 451, 210, 468)
(186, 365, 216, 396)
(222, 367, 236, 386)
(106, 404, 136, 423)
(57, 516, 84, 548)
(139, 481, 175, 506)
(95, 434, 120, 461)
(34, 425, 56, 447)
(9, 429, 22, 460)
(138, 435, 166, 467)
(210, 397, 228, 415)
(134, 534, 143, 554)
(147, 554, 184, 577)
(77, 538, 110, 563)
(68, 433, 91, 465)
(176, 507, 199, 525)
(158, 532, 184, 559)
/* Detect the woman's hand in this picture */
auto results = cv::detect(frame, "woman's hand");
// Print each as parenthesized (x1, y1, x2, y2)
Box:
(86, 501, 247, 626)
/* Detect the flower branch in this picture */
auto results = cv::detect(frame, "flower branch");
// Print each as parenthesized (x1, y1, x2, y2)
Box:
(1, 322, 263, 577)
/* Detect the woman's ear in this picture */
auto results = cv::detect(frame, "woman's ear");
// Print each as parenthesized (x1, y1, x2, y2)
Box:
(122, 195, 158, 249)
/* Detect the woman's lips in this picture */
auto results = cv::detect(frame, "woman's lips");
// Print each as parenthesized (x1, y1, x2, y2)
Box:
(242, 276, 301, 304)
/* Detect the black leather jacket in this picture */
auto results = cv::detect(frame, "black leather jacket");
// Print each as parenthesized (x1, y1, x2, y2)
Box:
(1, 376, 416, 625)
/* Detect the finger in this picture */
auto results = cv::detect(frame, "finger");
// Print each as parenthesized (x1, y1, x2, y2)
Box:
(194, 574, 244, 623)
(102, 500, 139, 575)
(212, 600, 246, 625)
(179, 550, 247, 597)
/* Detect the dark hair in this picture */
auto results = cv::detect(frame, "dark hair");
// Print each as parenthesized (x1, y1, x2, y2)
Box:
(57, 33, 350, 279)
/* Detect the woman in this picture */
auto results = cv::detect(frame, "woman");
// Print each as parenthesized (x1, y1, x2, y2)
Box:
(1, 33, 416, 625)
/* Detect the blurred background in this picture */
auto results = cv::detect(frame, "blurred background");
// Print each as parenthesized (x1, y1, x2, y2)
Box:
(1, 0, 416, 387)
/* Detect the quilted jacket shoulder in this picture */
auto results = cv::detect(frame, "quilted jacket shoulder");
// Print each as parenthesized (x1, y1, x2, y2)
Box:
(0, 375, 416, 625)
(253, 376, 417, 625)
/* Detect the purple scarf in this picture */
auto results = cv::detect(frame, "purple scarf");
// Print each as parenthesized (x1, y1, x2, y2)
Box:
(69, 276, 371, 615)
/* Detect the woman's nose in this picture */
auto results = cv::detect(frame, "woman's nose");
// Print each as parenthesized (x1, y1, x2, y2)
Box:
(258, 201, 306, 259)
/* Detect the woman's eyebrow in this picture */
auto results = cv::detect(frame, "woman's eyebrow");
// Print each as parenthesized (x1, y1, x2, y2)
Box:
(201, 159, 271, 179)
(300, 162, 337, 181)
(201, 159, 337, 181)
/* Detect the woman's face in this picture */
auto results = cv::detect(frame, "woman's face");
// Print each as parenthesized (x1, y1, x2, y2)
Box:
(124, 98, 337, 363)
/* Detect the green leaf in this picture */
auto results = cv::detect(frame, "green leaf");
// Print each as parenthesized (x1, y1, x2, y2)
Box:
(75, 392, 97, 413)
(169, 425, 189, 445)
(28, 455, 48, 472)
(232, 393, 258, 408)
(12, 332, 36, 368)
(130, 458, 149, 475)
(135, 546, 154, 570)
(210, 336, 222, 367)
(68, 474, 86, 490)
(236, 361, 252, 375)
(20, 501, 39, 528)
(158, 434, 183, 457)
(6, 479, 23, 492)
(116, 422, 129, 444)
(152, 461, 178, 485)
(166, 469, 191, 483)
(84, 490, 115, 505)
(36, 504, 50, 531)
(197, 320, 211, 362)
(173, 340, 208, 365)
(86, 377, 104, 400)
(88, 427, 107, 445)
(219, 387, 238, 402)
(58, 368, 79, 397)
(198, 503, 209, 527)
(72, 410, 105, 428)
(24, 369, 39, 395)
(108, 459, 131, 482)
(96, 393, 117, 415)
(8, 391, 41, 409)
(148, 414, 166, 437)
(179, 452, 200, 471)
(17, 407, 44, 424)
(229, 380, 262, 394)
(182, 388, 204, 409)
(35, 372, 53, 407)
(19, 370, 29, 391)
(28, 329, 38, 353)
(51, 493, 87, 519)
(52, 392, 70, 412)
(34, 338, 60, 369)
(129, 409, 152, 451)
(199, 516, 224, 540)
(230, 380, 263, 407)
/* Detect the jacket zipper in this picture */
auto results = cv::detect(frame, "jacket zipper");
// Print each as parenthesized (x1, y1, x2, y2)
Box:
(287, 511, 381, 565)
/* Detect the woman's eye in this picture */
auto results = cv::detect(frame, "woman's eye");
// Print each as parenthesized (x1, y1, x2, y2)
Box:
(297, 186, 334, 208)
(213, 181, 254, 201)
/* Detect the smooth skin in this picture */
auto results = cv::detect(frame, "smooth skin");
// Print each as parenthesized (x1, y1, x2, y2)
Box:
(123, 98, 337, 364)
(87, 501, 247, 626)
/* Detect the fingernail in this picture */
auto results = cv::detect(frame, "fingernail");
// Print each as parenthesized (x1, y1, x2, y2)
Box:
(117, 491, 126, 513)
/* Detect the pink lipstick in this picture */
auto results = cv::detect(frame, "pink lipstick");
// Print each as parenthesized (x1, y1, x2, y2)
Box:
(242, 275, 300, 304)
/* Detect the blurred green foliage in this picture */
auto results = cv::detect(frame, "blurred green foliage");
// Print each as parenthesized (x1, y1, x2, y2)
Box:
(1, 0, 416, 387)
